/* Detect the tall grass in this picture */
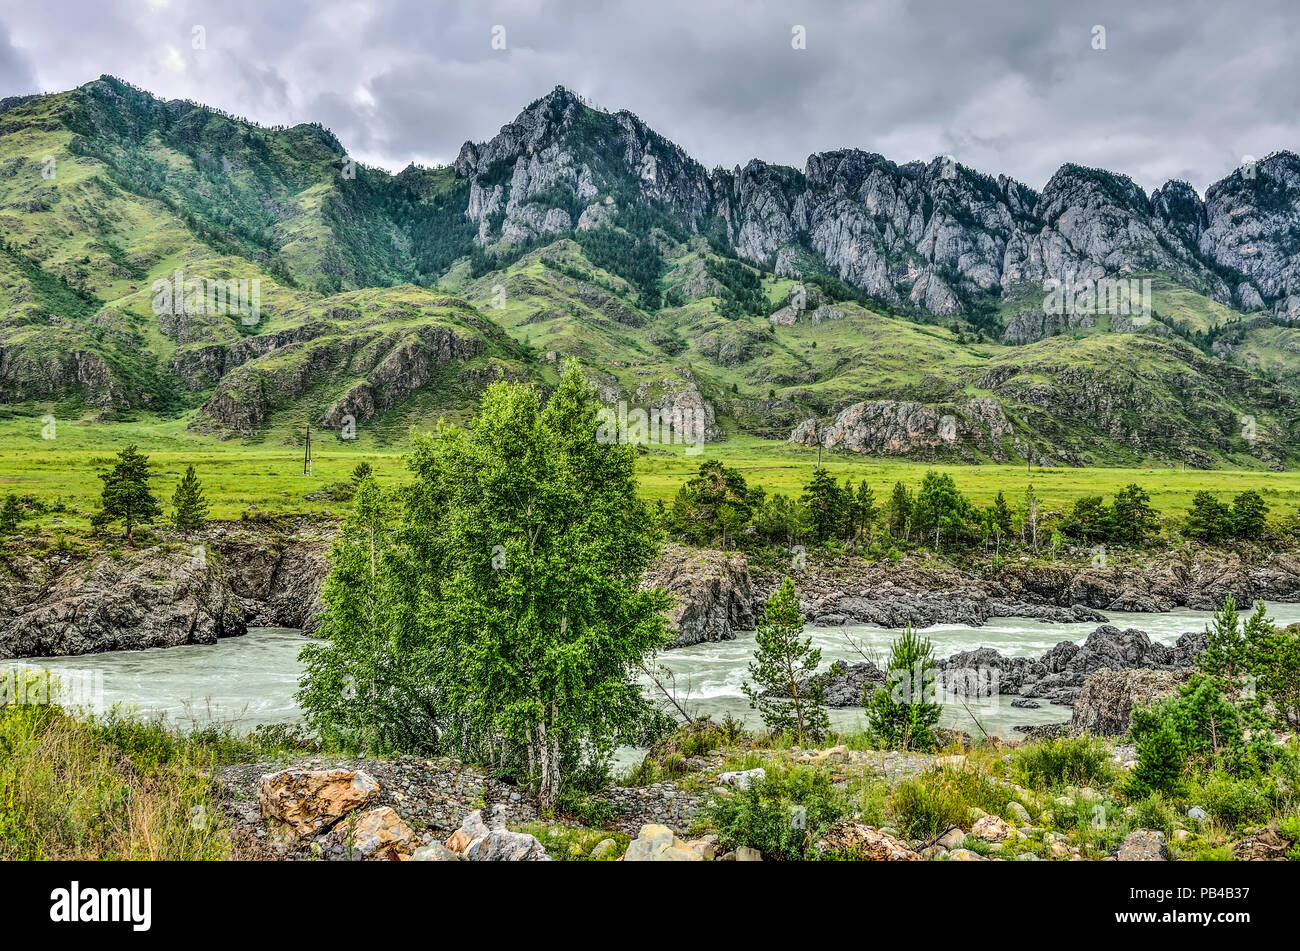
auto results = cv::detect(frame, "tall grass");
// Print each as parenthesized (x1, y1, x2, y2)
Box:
(0, 703, 233, 860)
(1011, 736, 1114, 789)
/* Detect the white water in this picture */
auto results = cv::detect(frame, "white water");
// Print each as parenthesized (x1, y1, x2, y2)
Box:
(9, 604, 1300, 739)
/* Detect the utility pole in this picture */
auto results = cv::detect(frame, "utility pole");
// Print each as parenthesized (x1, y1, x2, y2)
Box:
(304, 423, 313, 477)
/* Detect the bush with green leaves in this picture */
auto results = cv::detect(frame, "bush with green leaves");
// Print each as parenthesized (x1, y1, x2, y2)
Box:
(1198, 772, 1270, 828)
(1012, 735, 1113, 790)
(298, 365, 671, 807)
(888, 767, 1010, 840)
(700, 765, 852, 860)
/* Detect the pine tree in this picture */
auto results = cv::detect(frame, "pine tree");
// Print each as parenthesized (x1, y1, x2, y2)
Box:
(95, 445, 161, 543)
(1200, 595, 1248, 697)
(170, 464, 209, 532)
(1230, 490, 1268, 539)
(0, 494, 21, 535)
(852, 479, 878, 541)
(992, 491, 1013, 538)
(742, 577, 829, 743)
(1184, 491, 1233, 542)
(1131, 719, 1187, 796)
(865, 626, 942, 751)
(801, 468, 847, 543)
(886, 481, 912, 539)
(1111, 483, 1158, 545)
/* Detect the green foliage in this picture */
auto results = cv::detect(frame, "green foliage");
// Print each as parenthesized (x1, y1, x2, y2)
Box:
(0, 493, 21, 535)
(1183, 490, 1267, 542)
(888, 767, 1010, 840)
(704, 257, 767, 318)
(801, 467, 851, 543)
(701, 764, 852, 860)
(742, 577, 829, 743)
(93, 444, 161, 541)
(666, 460, 760, 548)
(299, 364, 670, 806)
(1198, 772, 1270, 827)
(1060, 495, 1114, 543)
(1230, 489, 1269, 539)
(911, 470, 969, 549)
(573, 226, 665, 309)
(1012, 735, 1114, 789)
(1111, 483, 1160, 544)
(751, 492, 812, 547)
(851, 479, 878, 540)
(886, 481, 912, 538)
(1129, 718, 1188, 797)
(170, 463, 208, 531)
(865, 626, 942, 751)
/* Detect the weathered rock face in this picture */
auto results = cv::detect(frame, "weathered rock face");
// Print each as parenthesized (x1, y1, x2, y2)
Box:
(196, 321, 481, 436)
(939, 625, 1204, 707)
(1118, 829, 1169, 861)
(457, 86, 712, 247)
(642, 544, 757, 647)
(319, 805, 418, 860)
(790, 398, 1014, 461)
(1072, 667, 1192, 736)
(207, 525, 330, 632)
(0, 542, 246, 658)
(0, 522, 331, 658)
(796, 660, 886, 707)
(257, 767, 381, 837)
(809, 621, 1203, 710)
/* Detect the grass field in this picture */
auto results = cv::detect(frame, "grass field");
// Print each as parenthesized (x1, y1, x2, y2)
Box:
(2, 411, 1299, 530)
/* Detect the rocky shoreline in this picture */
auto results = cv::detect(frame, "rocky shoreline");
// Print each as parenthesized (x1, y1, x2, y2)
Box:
(797, 624, 1204, 721)
(5, 522, 1300, 661)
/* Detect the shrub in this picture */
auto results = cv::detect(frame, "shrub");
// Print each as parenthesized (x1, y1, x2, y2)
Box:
(1199, 773, 1270, 828)
(1128, 794, 1176, 837)
(865, 626, 941, 751)
(888, 767, 1008, 840)
(1013, 736, 1113, 789)
(1129, 719, 1188, 797)
(700, 765, 851, 860)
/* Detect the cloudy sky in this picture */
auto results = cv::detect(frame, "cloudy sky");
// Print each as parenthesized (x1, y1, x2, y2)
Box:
(2, 0, 1297, 193)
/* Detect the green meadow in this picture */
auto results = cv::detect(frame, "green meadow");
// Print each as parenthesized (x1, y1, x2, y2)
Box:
(1, 411, 1298, 530)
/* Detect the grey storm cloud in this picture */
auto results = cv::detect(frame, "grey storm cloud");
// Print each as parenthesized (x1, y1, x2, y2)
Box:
(1, 0, 1298, 194)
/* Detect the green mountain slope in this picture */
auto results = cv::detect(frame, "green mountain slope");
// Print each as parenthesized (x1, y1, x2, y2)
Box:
(1, 76, 1299, 468)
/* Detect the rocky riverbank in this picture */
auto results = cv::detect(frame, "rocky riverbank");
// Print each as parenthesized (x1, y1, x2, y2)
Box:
(0, 521, 330, 658)
(6, 521, 1300, 659)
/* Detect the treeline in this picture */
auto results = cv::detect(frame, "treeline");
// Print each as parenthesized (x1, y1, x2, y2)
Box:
(663, 461, 1282, 554)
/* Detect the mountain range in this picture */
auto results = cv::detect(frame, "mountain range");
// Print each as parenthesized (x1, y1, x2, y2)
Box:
(3, 75, 1300, 467)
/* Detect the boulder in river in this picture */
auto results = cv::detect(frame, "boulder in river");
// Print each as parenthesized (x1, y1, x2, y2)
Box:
(1071, 667, 1192, 736)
